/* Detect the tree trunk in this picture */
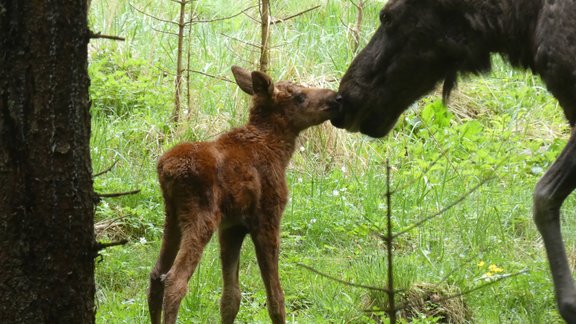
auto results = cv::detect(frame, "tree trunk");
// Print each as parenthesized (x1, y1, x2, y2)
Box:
(259, 0, 270, 73)
(0, 0, 96, 323)
(172, 0, 187, 124)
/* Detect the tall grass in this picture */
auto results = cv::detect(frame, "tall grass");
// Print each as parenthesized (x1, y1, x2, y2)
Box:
(90, 0, 571, 323)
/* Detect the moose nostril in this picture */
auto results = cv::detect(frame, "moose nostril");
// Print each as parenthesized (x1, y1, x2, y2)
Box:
(335, 94, 343, 103)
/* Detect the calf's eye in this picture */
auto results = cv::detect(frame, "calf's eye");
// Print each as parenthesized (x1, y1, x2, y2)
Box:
(293, 94, 305, 104)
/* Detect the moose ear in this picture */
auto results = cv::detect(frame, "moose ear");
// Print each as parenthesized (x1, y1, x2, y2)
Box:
(251, 71, 274, 98)
(231, 66, 254, 95)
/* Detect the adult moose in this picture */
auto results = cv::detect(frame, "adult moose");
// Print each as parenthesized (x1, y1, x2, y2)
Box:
(332, 0, 576, 322)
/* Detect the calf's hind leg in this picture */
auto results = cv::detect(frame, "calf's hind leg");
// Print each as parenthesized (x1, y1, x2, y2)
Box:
(162, 209, 219, 324)
(534, 128, 576, 322)
(219, 226, 248, 324)
(148, 204, 181, 324)
(251, 220, 285, 324)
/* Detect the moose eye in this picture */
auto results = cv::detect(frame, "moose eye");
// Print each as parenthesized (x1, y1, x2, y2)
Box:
(379, 10, 392, 27)
(293, 93, 305, 104)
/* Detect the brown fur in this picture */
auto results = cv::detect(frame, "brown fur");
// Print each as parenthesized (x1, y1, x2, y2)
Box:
(333, 0, 576, 321)
(147, 66, 338, 324)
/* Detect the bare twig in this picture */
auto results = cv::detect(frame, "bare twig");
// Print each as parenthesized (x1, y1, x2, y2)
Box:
(93, 160, 118, 178)
(350, 0, 364, 52)
(391, 176, 495, 239)
(189, 70, 235, 84)
(298, 263, 397, 294)
(190, 5, 258, 24)
(129, 2, 179, 26)
(270, 5, 321, 25)
(385, 160, 397, 323)
(89, 32, 125, 41)
(94, 239, 129, 252)
(94, 215, 130, 234)
(150, 25, 179, 36)
(97, 189, 141, 198)
(221, 33, 262, 49)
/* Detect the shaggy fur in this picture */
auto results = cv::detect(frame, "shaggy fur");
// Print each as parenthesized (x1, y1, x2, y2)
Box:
(333, 0, 576, 321)
(148, 66, 338, 324)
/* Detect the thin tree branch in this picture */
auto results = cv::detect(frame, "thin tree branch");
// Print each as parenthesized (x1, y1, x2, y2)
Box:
(89, 32, 125, 41)
(93, 160, 118, 178)
(221, 33, 262, 49)
(150, 25, 179, 36)
(188, 70, 234, 84)
(350, 0, 361, 10)
(97, 189, 141, 198)
(129, 2, 179, 25)
(189, 5, 258, 24)
(391, 176, 495, 239)
(298, 263, 398, 294)
(385, 160, 397, 323)
(270, 5, 321, 25)
(94, 239, 129, 252)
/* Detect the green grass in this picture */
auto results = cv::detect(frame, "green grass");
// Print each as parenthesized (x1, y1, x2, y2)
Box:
(90, 0, 572, 323)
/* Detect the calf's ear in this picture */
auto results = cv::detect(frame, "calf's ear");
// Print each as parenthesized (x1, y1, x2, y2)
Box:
(251, 71, 275, 98)
(231, 66, 254, 95)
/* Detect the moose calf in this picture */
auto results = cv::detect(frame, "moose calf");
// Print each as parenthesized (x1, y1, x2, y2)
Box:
(148, 66, 339, 324)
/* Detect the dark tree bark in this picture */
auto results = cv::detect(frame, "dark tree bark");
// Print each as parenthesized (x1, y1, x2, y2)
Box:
(0, 0, 96, 323)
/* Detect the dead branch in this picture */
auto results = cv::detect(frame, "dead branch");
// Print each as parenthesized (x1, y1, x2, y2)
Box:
(391, 176, 495, 239)
(270, 5, 321, 25)
(129, 2, 179, 26)
(97, 189, 141, 198)
(190, 5, 258, 24)
(242, 11, 260, 24)
(89, 32, 125, 41)
(385, 160, 397, 323)
(350, 0, 364, 52)
(93, 160, 118, 178)
(188, 70, 235, 84)
(221, 33, 262, 49)
(94, 239, 129, 252)
(94, 215, 129, 234)
(150, 25, 179, 36)
(298, 263, 397, 294)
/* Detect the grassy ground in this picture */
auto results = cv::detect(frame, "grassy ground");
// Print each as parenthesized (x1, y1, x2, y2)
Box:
(90, 0, 573, 323)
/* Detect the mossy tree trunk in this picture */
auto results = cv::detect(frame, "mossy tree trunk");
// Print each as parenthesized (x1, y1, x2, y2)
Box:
(0, 0, 96, 322)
